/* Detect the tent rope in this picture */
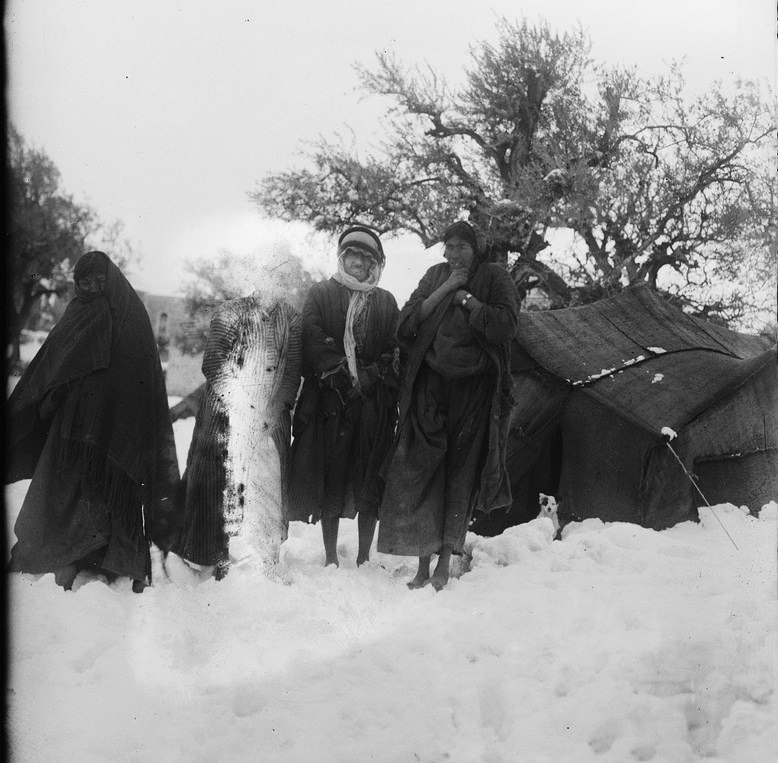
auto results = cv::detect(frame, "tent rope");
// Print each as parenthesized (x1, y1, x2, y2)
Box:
(663, 440, 739, 550)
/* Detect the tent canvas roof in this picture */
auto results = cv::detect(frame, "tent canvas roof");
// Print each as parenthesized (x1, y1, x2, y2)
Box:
(515, 284, 775, 435)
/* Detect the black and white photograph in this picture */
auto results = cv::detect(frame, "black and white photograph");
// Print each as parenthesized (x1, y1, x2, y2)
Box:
(5, 0, 776, 760)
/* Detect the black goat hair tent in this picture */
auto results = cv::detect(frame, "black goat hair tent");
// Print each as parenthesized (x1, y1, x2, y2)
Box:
(474, 284, 776, 535)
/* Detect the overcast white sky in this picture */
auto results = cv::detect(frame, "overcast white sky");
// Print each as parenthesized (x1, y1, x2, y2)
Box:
(6, 0, 775, 301)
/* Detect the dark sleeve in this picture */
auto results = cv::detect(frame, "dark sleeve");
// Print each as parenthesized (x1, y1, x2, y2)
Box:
(379, 292, 399, 356)
(397, 266, 440, 340)
(37, 383, 68, 419)
(276, 305, 303, 408)
(302, 284, 347, 378)
(468, 265, 520, 346)
(201, 301, 240, 384)
(363, 292, 400, 387)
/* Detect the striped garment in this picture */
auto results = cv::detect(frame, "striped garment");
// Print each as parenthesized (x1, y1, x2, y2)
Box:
(175, 297, 302, 570)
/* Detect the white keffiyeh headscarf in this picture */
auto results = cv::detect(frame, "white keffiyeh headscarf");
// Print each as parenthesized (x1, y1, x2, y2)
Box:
(332, 250, 383, 392)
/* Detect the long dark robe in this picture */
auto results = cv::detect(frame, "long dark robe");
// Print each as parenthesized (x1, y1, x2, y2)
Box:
(6, 252, 181, 581)
(377, 262, 518, 556)
(174, 297, 302, 567)
(286, 278, 399, 523)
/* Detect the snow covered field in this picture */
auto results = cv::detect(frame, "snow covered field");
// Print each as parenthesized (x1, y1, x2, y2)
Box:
(6, 415, 777, 762)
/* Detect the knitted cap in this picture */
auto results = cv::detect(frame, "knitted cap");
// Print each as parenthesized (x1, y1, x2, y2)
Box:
(338, 226, 385, 265)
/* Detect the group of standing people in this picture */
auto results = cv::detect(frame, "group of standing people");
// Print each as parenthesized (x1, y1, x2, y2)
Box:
(6, 219, 519, 592)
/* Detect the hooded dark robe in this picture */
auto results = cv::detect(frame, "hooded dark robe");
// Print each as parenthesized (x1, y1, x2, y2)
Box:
(6, 251, 181, 582)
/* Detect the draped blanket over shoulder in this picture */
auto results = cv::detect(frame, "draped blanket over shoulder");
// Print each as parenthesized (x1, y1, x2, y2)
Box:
(6, 251, 180, 582)
(377, 261, 518, 557)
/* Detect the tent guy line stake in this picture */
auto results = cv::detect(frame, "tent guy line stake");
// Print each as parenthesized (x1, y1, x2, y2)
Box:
(664, 441, 739, 550)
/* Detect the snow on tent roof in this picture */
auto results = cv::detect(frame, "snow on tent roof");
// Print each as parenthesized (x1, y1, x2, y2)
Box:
(515, 284, 775, 435)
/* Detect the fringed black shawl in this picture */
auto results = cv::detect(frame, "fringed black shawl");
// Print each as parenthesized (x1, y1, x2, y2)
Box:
(6, 251, 181, 558)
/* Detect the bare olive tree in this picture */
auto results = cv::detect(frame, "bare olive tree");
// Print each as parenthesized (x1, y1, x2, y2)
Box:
(250, 18, 775, 328)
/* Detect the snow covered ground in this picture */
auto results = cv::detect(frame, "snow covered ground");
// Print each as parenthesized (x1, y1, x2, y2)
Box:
(6, 415, 777, 762)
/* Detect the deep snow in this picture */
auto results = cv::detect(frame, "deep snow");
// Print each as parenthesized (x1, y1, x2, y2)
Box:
(5, 413, 777, 762)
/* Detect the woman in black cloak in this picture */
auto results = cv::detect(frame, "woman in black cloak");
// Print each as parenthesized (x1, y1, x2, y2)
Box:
(6, 251, 181, 592)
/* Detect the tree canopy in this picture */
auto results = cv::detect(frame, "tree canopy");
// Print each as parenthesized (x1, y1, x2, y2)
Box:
(7, 125, 135, 359)
(250, 17, 776, 328)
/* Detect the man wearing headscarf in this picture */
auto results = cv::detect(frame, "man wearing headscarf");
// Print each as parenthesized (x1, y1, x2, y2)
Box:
(6, 251, 181, 592)
(174, 258, 302, 578)
(378, 221, 519, 590)
(287, 225, 399, 567)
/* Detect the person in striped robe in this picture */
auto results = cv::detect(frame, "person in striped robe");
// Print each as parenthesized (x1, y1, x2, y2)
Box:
(174, 268, 302, 578)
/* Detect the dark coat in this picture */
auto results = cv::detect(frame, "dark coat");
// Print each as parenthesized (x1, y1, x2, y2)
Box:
(390, 261, 519, 513)
(287, 278, 399, 522)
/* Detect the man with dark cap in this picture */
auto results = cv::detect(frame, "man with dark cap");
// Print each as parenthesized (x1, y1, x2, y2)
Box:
(286, 226, 399, 567)
(378, 220, 519, 590)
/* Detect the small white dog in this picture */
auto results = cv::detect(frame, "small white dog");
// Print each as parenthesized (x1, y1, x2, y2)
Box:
(538, 493, 583, 540)
(538, 493, 561, 540)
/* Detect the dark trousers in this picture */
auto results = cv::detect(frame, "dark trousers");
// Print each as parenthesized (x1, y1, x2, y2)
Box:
(378, 364, 493, 556)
